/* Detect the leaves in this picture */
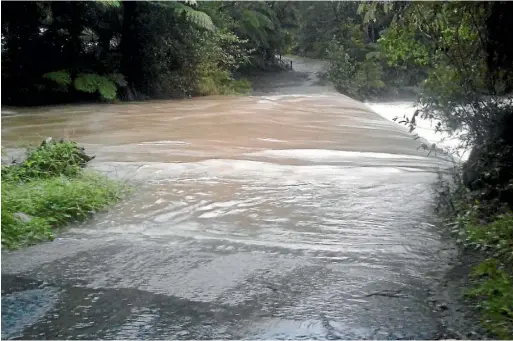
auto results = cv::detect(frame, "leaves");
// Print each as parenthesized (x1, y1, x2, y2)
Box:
(74, 74, 117, 100)
(74, 73, 101, 93)
(42, 71, 120, 100)
(154, 1, 216, 31)
(97, 1, 120, 8)
(183, 8, 216, 31)
(97, 77, 117, 100)
(43, 70, 72, 87)
(4, 0, 290, 103)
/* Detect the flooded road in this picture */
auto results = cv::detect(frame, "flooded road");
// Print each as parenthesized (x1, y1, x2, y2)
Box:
(2, 57, 456, 339)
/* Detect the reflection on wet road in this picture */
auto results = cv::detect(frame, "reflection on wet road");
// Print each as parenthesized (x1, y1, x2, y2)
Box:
(2, 56, 455, 339)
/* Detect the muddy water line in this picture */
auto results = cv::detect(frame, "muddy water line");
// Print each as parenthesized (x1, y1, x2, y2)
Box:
(1, 66, 458, 339)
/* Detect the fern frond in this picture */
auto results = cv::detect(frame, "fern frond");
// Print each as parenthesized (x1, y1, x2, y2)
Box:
(74, 74, 101, 93)
(153, 1, 215, 31)
(237, 9, 270, 47)
(97, 78, 117, 99)
(43, 70, 72, 86)
(74, 73, 117, 100)
(253, 11, 275, 30)
(243, 9, 261, 30)
(97, 0, 121, 8)
(183, 9, 216, 31)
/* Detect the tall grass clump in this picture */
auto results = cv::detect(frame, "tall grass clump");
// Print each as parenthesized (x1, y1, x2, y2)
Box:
(1, 139, 129, 249)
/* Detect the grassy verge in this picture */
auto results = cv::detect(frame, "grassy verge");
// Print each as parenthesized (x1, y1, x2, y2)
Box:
(1, 139, 129, 249)
(437, 171, 513, 338)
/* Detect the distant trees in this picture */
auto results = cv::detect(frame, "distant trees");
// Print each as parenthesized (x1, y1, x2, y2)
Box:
(1, 1, 299, 105)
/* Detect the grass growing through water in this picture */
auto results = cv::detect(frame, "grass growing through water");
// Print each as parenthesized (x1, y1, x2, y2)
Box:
(1, 140, 129, 249)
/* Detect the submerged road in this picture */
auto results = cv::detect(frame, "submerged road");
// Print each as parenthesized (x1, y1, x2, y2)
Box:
(2, 56, 456, 339)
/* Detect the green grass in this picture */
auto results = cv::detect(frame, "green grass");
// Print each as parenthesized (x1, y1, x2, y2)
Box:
(458, 210, 513, 338)
(1, 140, 129, 249)
(466, 213, 513, 261)
(467, 258, 513, 339)
(435, 170, 513, 338)
(2, 172, 127, 249)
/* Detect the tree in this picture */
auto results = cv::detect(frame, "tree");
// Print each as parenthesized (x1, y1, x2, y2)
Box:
(1, 0, 292, 104)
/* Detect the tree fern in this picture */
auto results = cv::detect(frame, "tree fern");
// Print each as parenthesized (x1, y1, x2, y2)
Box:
(74, 74, 102, 93)
(97, 1, 120, 8)
(74, 73, 117, 100)
(253, 11, 275, 30)
(152, 2, 215, 31)
(224, 3, 279, 48)
(97, 77, 117, 99)
(43, 70, 72, 87)
(183, 9, 215, 31)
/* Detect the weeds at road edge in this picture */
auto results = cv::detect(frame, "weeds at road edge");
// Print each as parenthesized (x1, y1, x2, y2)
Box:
(1, 139, 130, 249)
(434, 169, 513, 339)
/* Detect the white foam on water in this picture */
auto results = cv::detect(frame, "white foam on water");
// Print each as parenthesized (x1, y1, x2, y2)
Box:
(258, 94, 333, 101)
(257, 138, 287, 143)
(257, 99, 276, 105)
(93, 159, 415, 187)
(247, 149, 431, 161)
(365, 101, 469, 160)
(138, 141, 190, 146)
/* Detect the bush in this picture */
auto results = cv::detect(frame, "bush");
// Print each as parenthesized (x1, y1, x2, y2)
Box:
(325, 41, 387, 100)
(191, 30, 252, 96)
(1, 139, 128, 249)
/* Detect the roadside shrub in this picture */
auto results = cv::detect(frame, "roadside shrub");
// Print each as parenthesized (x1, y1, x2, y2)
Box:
(191, 30, 252, 96)
(325, 43, 358, 98)
(325, 41, 387, 100)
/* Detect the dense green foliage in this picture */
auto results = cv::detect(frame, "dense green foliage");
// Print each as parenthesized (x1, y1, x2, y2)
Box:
(1, 140, 128, 249)
(290, 1, 419, 99)
(368, 2, 513, 337)
(1, 1, 298, 105)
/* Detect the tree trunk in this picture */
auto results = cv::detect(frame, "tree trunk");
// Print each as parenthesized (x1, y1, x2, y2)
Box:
(120, 1, 144, 96)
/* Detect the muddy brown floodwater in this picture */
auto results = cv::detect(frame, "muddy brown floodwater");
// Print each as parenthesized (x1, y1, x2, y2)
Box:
(2, 56, 459, 339)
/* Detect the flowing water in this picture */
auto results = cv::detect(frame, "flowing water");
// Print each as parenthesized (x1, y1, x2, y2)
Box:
(2, 56, 458, 339)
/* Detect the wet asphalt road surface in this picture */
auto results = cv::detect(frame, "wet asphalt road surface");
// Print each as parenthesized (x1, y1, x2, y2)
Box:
(1, 56, 456, 339)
